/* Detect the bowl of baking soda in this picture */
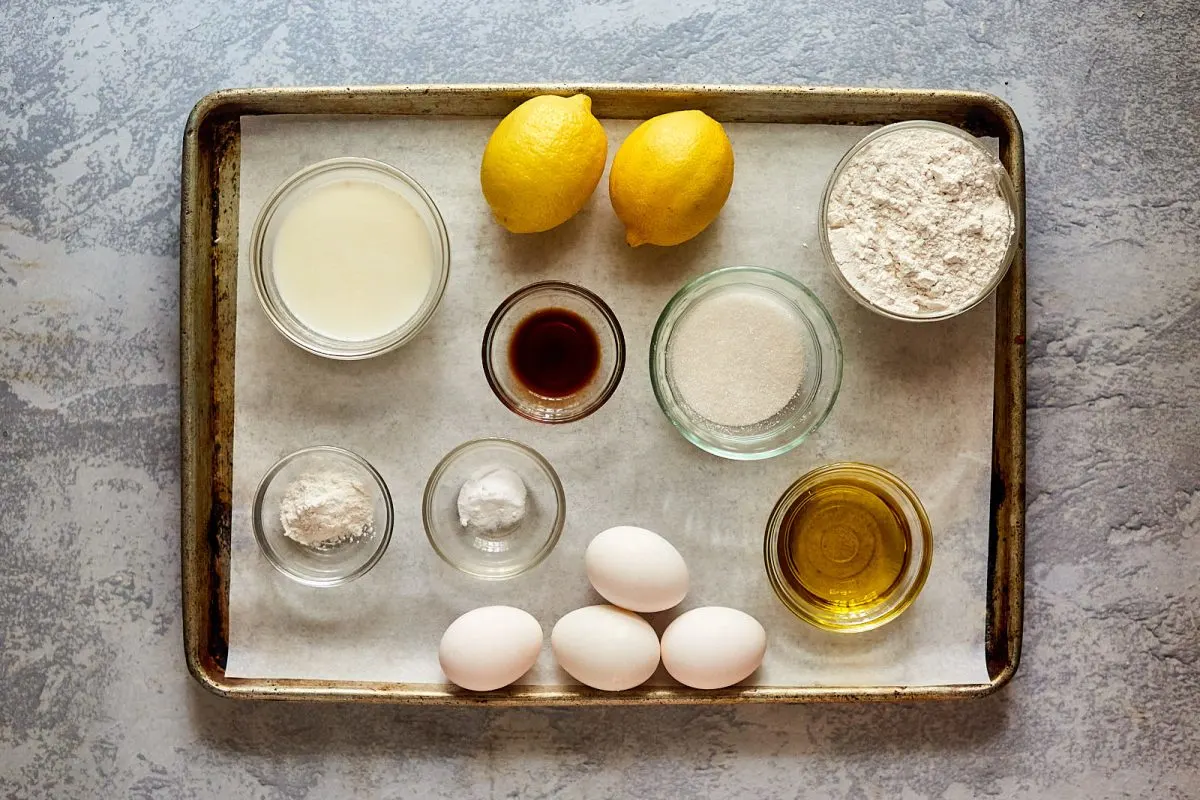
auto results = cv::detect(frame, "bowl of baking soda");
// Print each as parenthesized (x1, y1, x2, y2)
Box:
(422, 438, 566, 579)
(650, 266, 843, 461)
(819, 120, 1021, 321)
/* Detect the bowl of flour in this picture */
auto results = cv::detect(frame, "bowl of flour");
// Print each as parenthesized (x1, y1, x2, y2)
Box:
(819, 120, 1020, 321)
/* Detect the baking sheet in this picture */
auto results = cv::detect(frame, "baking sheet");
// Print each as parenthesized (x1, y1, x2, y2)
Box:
(225, 114, 993, 688)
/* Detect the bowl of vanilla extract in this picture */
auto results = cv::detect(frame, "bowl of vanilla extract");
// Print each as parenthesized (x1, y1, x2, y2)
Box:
(764, 462, 932, 633)
(482, 281, 625, 424)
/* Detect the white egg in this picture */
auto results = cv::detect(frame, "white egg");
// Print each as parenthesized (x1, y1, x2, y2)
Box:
(585, 525, 689, 612)
(551, 605, 661, 691)
(438, 606, 542, 691)
(660, 607, 766, 689)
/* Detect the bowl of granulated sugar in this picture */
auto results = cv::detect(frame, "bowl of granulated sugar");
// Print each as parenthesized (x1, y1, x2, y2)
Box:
(650, 267, 843, 461)
(819, 120, 1021, 321)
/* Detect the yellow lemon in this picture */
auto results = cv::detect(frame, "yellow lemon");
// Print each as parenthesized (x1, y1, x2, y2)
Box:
(609, 110, 735, 247)
(480, 94, 607, 233)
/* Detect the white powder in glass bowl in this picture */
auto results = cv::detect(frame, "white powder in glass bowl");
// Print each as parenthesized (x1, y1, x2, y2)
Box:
(457, 467, 528, 533)
(279, 471, 376, 548)
(825, 126, 1016, 316)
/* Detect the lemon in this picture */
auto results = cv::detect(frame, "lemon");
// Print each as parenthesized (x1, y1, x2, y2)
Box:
(609, 110, 735, 247)
(480, 94, 608, 233)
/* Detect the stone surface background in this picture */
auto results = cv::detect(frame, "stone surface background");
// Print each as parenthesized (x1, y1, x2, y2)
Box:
(1, 1, 1197, 797)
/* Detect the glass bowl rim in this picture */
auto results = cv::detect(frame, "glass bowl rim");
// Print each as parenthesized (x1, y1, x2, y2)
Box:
(421, 437, 567, 580)
(252, 444, 395, 588)
(818, 119, 1022, 322)
(249, 156, 452, 359)
(648, 266, 844, 461)
(481, 280, 627, 424)
(763, 461, 933, 632)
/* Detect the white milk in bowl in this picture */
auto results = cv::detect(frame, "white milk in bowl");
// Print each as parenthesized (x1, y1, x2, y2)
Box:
(274, 179, 433, 340)
(253, 158, 449, 359)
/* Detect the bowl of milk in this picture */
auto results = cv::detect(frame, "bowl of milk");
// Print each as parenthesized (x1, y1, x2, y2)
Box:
(250, 157, 451, 359)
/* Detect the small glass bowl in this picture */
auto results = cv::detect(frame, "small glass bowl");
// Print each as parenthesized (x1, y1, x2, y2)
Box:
(818, 120, 1022, 322)
(423, 438, 566, 579)
(250, 156, 451, 359)
(253, 446, 394, 587)
(649, 267, 843, 461)
(482, 282, 625, 424)
(764, 462, 932, 633)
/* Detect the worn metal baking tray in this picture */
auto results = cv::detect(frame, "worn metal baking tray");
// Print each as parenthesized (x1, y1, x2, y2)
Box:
(180, 84, 1025, 704)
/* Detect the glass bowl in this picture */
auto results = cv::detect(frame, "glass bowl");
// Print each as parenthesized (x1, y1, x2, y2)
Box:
(422, 438, 566, 579)
(482, 281, 625, 424)
(252, 445, 394, 587)
(250, 156, 451, 359)
(649, 267, 842, 461)
(818, 120, 1022, 322)
(764, 462, 932, 632)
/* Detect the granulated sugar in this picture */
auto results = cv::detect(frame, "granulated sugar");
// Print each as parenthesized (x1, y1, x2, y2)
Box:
(825, 126, 1016, 315)
(668, 287, 807, 428)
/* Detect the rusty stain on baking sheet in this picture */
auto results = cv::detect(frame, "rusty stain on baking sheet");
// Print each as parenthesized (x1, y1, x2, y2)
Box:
(179, 84, 1025, 704)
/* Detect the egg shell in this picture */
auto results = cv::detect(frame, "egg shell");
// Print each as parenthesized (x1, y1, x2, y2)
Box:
(660, 607, 766, 689)
(585, 525, 689, 613)
(438, 606, 543, 691)
(551, 605, 661, 691)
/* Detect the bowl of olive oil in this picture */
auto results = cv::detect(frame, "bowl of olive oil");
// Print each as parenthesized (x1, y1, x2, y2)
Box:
(764, 462, 932, 633)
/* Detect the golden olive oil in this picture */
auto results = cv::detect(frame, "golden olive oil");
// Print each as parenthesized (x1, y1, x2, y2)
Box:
(777, 477, 912, 612)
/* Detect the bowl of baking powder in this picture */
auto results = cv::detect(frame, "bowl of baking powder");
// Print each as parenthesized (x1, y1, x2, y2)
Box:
(252, 445, 394, 587)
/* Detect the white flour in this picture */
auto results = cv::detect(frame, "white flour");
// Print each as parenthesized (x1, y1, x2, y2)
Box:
(279, 472, 375, 548)
(826, 127, 1015, 315)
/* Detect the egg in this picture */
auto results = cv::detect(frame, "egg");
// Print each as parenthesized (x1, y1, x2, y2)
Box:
(438, 606, 542, 691)
(551, 605, 660, 691)
(660, 607, 766, 689)
(585, 525, 689, 612)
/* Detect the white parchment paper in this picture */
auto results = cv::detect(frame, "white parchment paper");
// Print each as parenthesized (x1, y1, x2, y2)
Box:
(226, 114, 993, 687)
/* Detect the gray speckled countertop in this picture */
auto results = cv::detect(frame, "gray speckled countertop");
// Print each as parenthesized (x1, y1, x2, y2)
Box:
(2, 1, 1198, 797)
